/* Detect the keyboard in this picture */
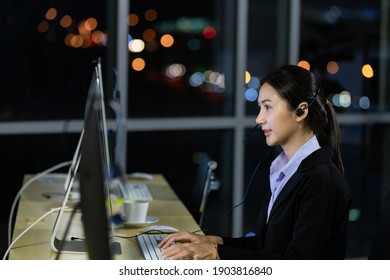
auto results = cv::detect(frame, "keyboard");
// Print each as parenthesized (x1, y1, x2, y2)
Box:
(136, 234, 165, 260)
(124, 183, 153, 201)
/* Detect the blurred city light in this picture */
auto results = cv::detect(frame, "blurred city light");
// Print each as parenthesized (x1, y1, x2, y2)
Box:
(297, 60, 311, 70)
(362, 64, 374, 78)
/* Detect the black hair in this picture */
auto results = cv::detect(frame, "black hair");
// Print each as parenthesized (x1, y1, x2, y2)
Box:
(260, 64, 344, 174)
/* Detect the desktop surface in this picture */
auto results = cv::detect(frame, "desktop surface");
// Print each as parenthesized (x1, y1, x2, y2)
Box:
(9, 173, 201, 260)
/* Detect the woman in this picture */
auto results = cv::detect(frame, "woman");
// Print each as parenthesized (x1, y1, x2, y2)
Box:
(158, 65, 351, 259)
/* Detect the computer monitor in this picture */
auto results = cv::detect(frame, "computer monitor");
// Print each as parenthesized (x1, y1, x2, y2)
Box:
(79, 58, 123, 259)
(78, 95, 112, 259)
(50, 58, 119, 256)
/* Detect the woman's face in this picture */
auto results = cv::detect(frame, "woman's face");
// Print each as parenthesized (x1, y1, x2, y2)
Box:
(256, 83, 301, 150)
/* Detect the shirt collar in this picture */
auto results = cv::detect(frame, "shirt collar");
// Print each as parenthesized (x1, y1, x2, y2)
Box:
(270, 135, 321, 177)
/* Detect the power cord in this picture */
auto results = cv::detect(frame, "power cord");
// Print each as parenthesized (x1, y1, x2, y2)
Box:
(8, 161, 73, 246)
(3, 207, 66, 260)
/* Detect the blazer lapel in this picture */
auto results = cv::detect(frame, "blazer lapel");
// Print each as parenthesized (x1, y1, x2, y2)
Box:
(256, 190, 271, 246)
(267, 172, 304, 222)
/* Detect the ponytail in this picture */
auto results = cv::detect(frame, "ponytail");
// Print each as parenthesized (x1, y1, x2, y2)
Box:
(323, 100, 344, 175)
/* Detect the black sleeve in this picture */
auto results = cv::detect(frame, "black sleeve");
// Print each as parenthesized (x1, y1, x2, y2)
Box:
(218, 236, 262, 260)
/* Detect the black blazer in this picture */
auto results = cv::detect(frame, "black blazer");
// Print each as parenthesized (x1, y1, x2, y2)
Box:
(218, 146, 351, 259)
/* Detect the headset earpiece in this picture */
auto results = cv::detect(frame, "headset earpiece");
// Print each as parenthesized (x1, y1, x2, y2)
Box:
(295, 87, 320, 117)
(296, 108, 305, 117)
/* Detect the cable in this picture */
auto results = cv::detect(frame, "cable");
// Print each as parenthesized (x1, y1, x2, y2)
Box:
(193, 149, 272, 234)
(8, 160, 73, 246)
(243, 124, 259, 146)
(3, 207, 66, 260)
(114, 230, 172, 241)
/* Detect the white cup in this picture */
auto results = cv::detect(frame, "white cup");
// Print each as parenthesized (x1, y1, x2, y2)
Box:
(123, 200, 149, 223)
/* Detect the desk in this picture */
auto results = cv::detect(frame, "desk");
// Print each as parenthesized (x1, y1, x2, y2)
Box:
(9, 174, 201, 260)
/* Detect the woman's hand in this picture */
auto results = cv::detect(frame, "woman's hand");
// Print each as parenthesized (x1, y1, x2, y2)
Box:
(158, 231, 222, 248)
(157, 231, 223, 260)
(160, 242, 218, 260)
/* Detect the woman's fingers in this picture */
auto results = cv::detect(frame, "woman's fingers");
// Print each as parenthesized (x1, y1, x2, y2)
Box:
(161, 243, 217, 260)
(158, 231, 196, 249)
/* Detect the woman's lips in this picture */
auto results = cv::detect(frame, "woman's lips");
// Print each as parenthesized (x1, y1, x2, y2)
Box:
(262, 129, 271, 137)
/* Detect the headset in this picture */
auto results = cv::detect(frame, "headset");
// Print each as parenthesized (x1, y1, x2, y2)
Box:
(295, 87, 320, 117)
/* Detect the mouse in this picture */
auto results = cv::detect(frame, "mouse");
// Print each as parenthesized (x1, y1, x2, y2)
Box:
(142, 225, 179, 233)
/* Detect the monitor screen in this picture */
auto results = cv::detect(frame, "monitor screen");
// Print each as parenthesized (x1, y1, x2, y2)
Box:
(79, 94, 112, 259)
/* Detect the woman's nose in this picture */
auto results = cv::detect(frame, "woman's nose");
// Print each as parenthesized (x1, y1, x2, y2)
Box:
(256, 111, 265, 125)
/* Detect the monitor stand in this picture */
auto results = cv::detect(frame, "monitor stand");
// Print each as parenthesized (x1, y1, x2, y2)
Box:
(52, 237, 122, 256)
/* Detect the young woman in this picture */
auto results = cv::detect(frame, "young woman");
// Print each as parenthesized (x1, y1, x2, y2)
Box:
(158, 65, 351, 259)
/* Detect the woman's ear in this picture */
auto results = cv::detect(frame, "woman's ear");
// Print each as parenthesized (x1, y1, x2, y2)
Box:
(295, 102, 309, 119)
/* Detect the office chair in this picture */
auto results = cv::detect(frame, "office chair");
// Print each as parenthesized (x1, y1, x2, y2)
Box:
(368, 190, 390, 259)
(189, 153, 220, 228)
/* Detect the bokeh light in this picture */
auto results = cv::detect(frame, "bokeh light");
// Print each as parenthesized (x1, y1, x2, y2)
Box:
(188, 38, 201, 51)
(78, 20, 90, 37)
(327, 61, 339, 74)
(70, 35, 83, 48)
(37, 20, 49, 33)
(144, 9, 158, 22)
(329, 5, 342, 18)
(362, 64, 374, 78)
(45, 8, 57, 21)
(132, 58, 146, 71)
(128, 39, 145, 52)
(84, 17, 97, 31)
(202, 26, 216, 39)
(248, 76, 260, 89)
(245, 88, 258, 101)
(177, 17, 194, 33)
(127, 13, 139, 26)
(208, 71, 224, 87)
(143, 28, 156, 42)
(339, 91, 352, 107)
(165, 64, 186, 78)
(330, 91, 352, 108)
(92, 31, 106, 45)
(60, 15, 72, 28)
(160, 34, 174, 47)
(189, 72, 204, 87)
(245, 71, 251, 84)
(331, 94, 341, 107)
(359, 96, 371, 110)
(349, 209, 361, 222)
(297, 60, 311, 70)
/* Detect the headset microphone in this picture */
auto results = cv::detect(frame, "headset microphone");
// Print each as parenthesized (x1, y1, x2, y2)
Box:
(243, 124, 259, 146)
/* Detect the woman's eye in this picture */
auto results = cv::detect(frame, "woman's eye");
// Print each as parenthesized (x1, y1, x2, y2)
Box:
(258, 104, 270, 111)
